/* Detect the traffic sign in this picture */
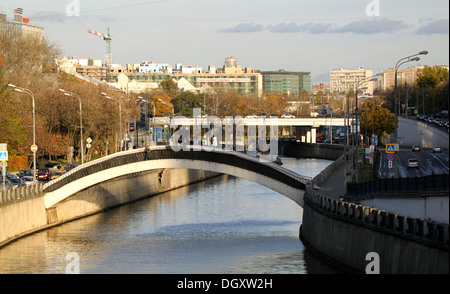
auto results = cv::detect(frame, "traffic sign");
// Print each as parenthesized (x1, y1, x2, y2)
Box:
(386, 153, 394, 161)
(388, 160, 393, 169)
(0, 151, 7, 161)
(368, 152, 374, 158)
(386, 143, 398, 153)
(31, 144, 38, 153)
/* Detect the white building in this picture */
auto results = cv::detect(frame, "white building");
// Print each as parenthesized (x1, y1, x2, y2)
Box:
(330, 67, 374, 96)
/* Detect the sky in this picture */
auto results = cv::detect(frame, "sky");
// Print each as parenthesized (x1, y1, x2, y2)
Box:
(1, 0, 449, 83)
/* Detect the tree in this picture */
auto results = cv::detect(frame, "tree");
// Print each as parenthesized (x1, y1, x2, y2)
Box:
(171, 91, 204, 115)
(360, 100, 395, 140)
(160, 79, 178, 95)
(416, 66, 449, 88)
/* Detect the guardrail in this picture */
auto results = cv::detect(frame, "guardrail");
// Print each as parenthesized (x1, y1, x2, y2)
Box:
(304, 188, 449, 250)
(346, 173, 449, 197)
(0, 183, 44, 205)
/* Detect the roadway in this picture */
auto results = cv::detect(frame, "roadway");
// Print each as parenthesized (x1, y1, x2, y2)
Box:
(378, 147, 449, 178)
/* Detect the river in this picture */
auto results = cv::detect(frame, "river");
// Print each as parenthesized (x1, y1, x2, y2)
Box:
(0, 157, 344, 274)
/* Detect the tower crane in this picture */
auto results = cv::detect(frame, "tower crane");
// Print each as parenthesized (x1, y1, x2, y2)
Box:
(87, 27, 113, 69)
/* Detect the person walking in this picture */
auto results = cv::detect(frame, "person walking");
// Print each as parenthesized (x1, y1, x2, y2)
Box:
(144, 143, 151, 160)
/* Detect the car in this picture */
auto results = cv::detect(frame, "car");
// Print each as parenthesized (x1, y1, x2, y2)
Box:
(17, 170, 34, 178)
(53, 171, 65, 179)
(45, 161, 61, 169)
(21, 176, 34, 186)
(407, 158, 419, 168)
(412, 145, 421, 152)
(281, 114, 295, 118)
(64, 164, 79, 172)
(432, 146, 441, 153)
(36, 168, 53, 181)
(8, 177, 26, 188)
(129, 122, 135, 131)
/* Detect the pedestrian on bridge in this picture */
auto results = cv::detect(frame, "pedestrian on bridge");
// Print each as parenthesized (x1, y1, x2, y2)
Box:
(144, 143, 151, 160)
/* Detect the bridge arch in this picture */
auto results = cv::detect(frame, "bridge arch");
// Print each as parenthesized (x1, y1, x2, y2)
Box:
(43, 146, 310, 209)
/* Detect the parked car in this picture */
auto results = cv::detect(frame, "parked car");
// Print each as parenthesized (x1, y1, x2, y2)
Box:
(64, 164, 79, 172)
(432, 146, 442, 153)
(53, 171, 65, 179)
(129, 122, 135, 131)
(411, 145, 421, 152)
(407, 158, 419, 168)
(17, 170, 34, 178)
(281, 114, 295, 118)
(8, 177, 26, 188)
(22, 176, 34, 186)
(36, 168, 53, 181)
(45, 162, 61, 169)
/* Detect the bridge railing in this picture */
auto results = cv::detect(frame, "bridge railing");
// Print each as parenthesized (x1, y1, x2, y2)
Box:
(304, 188, 449, 250)
(346, 173, 449, 197)
(42, 145, 311, 193)
(0, 183, 44, 205)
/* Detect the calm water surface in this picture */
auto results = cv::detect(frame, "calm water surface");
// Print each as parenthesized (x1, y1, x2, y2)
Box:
(0, 157, 343, 274)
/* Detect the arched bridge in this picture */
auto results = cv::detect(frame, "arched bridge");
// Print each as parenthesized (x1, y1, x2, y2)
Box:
(42, 146, 311, 209)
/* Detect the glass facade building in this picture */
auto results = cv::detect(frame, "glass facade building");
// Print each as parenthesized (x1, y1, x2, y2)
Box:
(262, 71, 311, 95)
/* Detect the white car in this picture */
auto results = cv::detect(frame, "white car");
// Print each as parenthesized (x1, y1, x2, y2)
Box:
(412, 145, 420, 152)
(407, 158, 419, 168)
(432, 146, 441, 153)
(281, 114, 295, 118)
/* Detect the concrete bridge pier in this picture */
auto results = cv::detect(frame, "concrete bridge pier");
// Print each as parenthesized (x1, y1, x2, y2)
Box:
(295, 126, 316, 143)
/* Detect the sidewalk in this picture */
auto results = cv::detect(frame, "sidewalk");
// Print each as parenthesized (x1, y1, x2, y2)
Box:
(315, 162, 347, 200)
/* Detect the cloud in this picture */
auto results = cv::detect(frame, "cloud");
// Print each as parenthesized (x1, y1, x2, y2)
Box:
(219, 18, 408, 35)
(218, 23, 265, 33)
(415, 19, 449, 35)
(333, 18, 407, 34)
(267, 22, 334, 34)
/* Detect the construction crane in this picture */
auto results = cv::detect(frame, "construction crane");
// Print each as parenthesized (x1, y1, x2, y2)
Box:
(87, 27, 113, 69)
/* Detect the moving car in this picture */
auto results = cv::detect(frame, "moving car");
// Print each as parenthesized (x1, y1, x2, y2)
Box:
(8, 177, 25, 188)
(407, 158, 419, 168)
(36, 168, 53, 181)
(64, 164, 79, 172)
(432, 146, 442, 153)
(411, 145, 421, 152)
(281, 114, 295, 118)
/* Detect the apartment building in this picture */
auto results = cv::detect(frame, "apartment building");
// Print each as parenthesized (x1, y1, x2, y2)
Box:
(0, 13, 44, 39)
(381, 65, 426, 91)
(330, 67, 374, 95)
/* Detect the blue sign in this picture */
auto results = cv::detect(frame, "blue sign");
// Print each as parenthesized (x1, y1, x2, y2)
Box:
(386, 144, 395, 153)
(0, 151, 7, 161)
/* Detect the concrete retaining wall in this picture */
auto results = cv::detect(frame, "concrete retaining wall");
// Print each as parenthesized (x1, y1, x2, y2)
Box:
(0, 168, 218, 248)
(300, 190, 449, 274)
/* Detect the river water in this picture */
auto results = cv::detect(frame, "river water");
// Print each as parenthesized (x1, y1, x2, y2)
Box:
(0, 157, 344, 274)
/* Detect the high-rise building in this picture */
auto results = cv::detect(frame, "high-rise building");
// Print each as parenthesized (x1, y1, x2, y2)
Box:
(381, 66, 426, 91)
(330, 67, 374, 95)
(261, 70, 312, 95)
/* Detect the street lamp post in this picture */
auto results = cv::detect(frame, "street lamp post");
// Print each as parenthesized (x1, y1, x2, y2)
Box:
(59, 89, 84, 165)
(353, 74, 382, 182)
(8, 84, 37, 184)
(102, 93, 122, 151)
(394, 51, 428, 142)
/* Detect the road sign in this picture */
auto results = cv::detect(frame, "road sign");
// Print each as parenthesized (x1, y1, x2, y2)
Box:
(386, 153, 394, 161)
(0, 151, 7, 161)
(31, 144, 38, 153)
(386, 143, 398, 153)
(368, 152, 374, 158)
(388, 160, 393, 169)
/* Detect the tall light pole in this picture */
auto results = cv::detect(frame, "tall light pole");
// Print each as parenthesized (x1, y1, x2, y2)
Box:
(102, 93, 122, 151)
(59, 89, 84, 164)
(394, 51, 428, 142)
(8, 84, 37, 184)
(353, 73, 382, 182)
